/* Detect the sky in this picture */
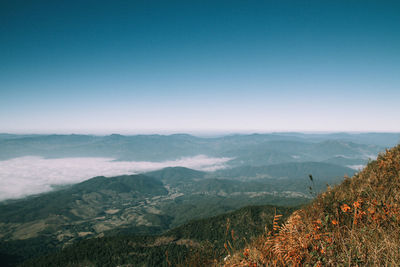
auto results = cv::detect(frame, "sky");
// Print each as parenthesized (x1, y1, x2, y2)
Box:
(1, 0, 399, 134)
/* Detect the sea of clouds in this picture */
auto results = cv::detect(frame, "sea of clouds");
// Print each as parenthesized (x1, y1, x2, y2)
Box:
(0, 155, 232, 201)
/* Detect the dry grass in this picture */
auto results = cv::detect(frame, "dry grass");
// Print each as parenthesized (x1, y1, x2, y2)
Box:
(224, 144, 400, 266)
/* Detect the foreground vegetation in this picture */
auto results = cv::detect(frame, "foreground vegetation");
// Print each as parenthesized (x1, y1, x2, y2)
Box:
(226, 144, 400, 266)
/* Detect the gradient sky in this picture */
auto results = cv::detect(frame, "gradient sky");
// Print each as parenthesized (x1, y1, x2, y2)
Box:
(1, 0, 399, 134)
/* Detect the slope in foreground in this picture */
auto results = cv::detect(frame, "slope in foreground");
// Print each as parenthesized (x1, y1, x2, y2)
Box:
(226, 144, 400, 266)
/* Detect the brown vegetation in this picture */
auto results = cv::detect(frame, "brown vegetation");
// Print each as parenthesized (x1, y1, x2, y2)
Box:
(225, 144, 400, 266)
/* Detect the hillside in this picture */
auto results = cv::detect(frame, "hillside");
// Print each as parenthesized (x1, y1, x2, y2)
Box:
(0, 174, 172, 264)
(18, 205, 296, 267)
(0, 174, 167, 223)
(225, 144, 400, 266)
(0, 167, 313, 266)
(146, 167, 206, 184)
(212, 162, 354, 180)
(210, 162, 355, 193)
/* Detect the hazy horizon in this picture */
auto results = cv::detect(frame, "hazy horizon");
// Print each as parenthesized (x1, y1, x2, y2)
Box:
(2, 130, 400, 138)
(0, 130, 392, 201)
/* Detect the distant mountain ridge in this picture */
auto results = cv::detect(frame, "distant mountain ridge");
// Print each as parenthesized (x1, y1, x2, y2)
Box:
(0, 133, 392, 165)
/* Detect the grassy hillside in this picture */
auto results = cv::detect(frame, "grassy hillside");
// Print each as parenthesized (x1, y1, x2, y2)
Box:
(226, 144, 400, 266)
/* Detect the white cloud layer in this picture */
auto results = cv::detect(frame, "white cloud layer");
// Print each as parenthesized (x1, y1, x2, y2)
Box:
(347, 165, 365, 171)
(0, 155, 231, 201)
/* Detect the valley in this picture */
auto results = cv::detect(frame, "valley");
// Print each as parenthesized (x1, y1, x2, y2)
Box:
(0, 161, 350, 265)
(0, 132, 397, 266)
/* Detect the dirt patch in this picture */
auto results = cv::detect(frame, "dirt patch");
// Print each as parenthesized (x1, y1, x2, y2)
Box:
(78, 231, 93, 237)
(12, 220, 47, 240)
(176, 238, 200, 247)
(151, 236, 175, 246)
(105, 209, 120, 214)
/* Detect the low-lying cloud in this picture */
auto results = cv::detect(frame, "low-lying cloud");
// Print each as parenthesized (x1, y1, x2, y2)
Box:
(347, 164, 365, 171)
(0, 155, 232, 201)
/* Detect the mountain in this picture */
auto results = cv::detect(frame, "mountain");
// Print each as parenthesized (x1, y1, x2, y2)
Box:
(213, 162, 354, 180)
(273, 132, 400, 147)
(0, 174, 172, 264)
(73, 174, 167, 195)
(210, 162, 355, 193)
(225, 144, 400, 266)
(0, 174, 167, 223)
(146, 167, 206, 184)
(216, 139, 381, 167)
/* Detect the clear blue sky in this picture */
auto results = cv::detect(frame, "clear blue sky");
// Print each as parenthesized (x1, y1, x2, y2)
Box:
(1, 0, 399, 134)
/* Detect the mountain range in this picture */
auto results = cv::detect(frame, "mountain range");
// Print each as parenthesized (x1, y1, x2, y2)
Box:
(0, 132, 395, 167)
(0, 132, 398, 266)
